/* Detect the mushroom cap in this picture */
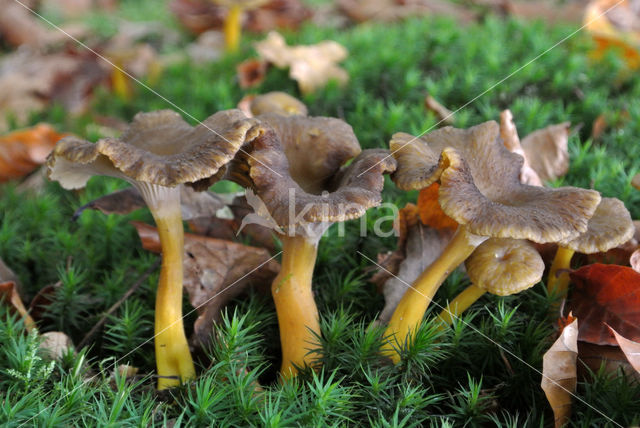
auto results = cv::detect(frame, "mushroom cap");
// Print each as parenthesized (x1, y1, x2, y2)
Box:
(465, 238, 544, 296)
(47, 109, 255, 189)
(227, 123, 395, 233)
(257, 112, 361, 194)
(250, 92, 308, 117)
(390, 121, 601, 243)
(558, 197, 634, 253)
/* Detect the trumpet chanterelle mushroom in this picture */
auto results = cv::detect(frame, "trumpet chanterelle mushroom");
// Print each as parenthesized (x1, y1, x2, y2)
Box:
(47, 109, 255, 389)
(546, 197, 634, 300)
(227, 110, 396, 379)
(383, 121, 601, 362)
(437, 238, 544, 326)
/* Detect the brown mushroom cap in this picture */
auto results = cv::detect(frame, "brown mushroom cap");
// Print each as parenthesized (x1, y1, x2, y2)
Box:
(47, 109, 255, 190)
(227, 122, 395, 233)
(390, 121, 601, 243)
(558, 197, 634, 253)
(465, 238, 544, 296)
(257, 112, 361, 194)
(250, 92, 308, 117)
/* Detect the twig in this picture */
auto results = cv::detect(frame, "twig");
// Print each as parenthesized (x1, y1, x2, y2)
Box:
(78, 259, 160, 349)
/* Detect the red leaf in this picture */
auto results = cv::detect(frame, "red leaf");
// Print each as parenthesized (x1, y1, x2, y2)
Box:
(568, 263, 640, 345)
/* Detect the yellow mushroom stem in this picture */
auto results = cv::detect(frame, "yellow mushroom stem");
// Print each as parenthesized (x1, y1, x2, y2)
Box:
(382, 226, 486, 363)
(546, 246, 575, 299)
(436, 284, 486, 327)
(153, 212, 196, 390)
(272, 234, 321, 380)
(224, 4, 243, 52)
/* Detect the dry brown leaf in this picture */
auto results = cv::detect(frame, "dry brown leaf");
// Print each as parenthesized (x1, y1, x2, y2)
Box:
(632, 173, 640, 190)
(499, 110, 543, 186)
(254, 31, 348, 94)
(337, 0, 476, 23)
(591, 114, 607, 140)
(541, 316, 578, 428)
(608, 325, 640, 375)
(505, 0, 584, 24)
(237, 59, 269, 89)
(39, 331, 74, 360)
(73, 186, 227, 221)
(0, 258, 20, 289)
(132, 221, 279, 345)
(0, 281, 36, 331)
(376, 204, 454, 324)
(521, 122, 570, 183)
(0, 0, 53, 47)
(424, 94, 454, 125)
(0, 124, 67, 183)
(112, 364, 139, 380)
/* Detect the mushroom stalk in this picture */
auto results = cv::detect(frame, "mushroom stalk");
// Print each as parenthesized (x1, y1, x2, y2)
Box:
(147, 189, 196, 390)
(272, 234, 321, 380)
(224, 4, 243, 52)
(382, 226, 486, 363)
(436, 284, 486, 326)
(546, 246, 574, 299)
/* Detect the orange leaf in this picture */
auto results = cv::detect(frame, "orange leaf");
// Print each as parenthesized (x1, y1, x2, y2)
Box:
(417, 183, 458, 231)
(568, 263, 640, 345)
(0, 281, 36, 331)
(0, 124, 67, 182)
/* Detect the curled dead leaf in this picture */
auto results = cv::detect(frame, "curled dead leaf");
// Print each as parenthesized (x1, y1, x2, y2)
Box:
(237, 59, 268, 89)
(521, 122, 570, 183)
(424, 94, 454, 125)
(608, 325, 640, 375)
(541, 316, 578, 428)
(631, 249, 640, 273)
(0, 281, 36, 331)
(254, 31, 348, 94)
(337, 0, 476, 23)
(132, 222, 279, 345)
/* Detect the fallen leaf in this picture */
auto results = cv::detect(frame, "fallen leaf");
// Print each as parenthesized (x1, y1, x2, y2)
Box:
(132, 222, 279, 345)
(73, 186, 227, 221)
(568, 263, 640, 345)
(585, 0, 640, 69)
(521, 122, 570, 182)
(416, 183, 458, 231)
(0, 281, 37, 331)
(186, 30, 225, 65)
(237, 94, 256, 117)
(608, 325, 640, 374)
(337, 0, 476, 23)
(27, 283, 58, 322)
(0, 258, 20, 288)
(254, 31, 348, 94)
(0, 124, 68, 183)
(632, 173, 640, 190)
(631, 249, 640, 273)
(577, 341, 640, 381)
(505, 0, 584, 25)
(111, 364, 139, 380)
(0, 0, 54, 47)
(424, 94, 454, 125)
(237, 59, 269, 89)
(541, 316, 578, 428)
(591, 114, 607, 140)
(375, 204, 454, 324)
(498, 110, 543, 186)
(39, 331, 74, 360)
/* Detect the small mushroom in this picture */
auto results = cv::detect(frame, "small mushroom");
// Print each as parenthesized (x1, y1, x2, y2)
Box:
(437, 238, 544, 326)
(383, 121, 601, 362)
(250, 91, 308, 117)
(227, 113, 396, 378)
(212, 0, 270, 52)
(547, 197, 634, 300)
(47, 109, 255, 389)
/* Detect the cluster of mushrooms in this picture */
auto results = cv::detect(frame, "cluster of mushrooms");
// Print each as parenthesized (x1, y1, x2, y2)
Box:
(46, 92, 634, 389)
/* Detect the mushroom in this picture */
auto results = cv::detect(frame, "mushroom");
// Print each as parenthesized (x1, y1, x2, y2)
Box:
(212, 0, 269, 52)
(47, 109, 255, 389)
(249, 91, 308, 117)
(383, 121, 601, 362)
(437, 238, 544, 326)
(226, 113, 396, 378)
(546, 197, 634, 300)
